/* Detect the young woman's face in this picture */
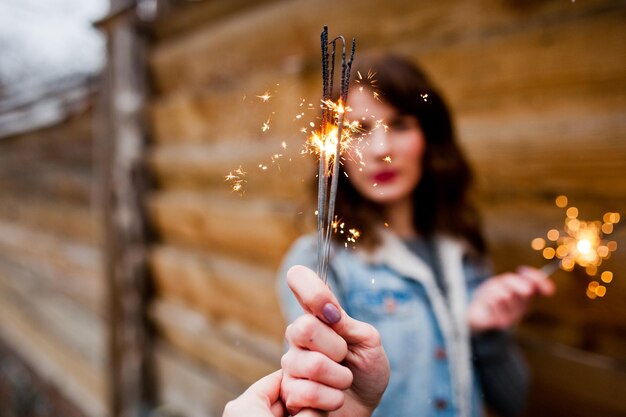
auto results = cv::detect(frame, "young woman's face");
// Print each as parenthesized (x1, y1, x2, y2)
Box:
(343, 88, 426, 206)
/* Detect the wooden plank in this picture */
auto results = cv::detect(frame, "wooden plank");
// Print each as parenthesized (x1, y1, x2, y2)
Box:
(149, 71, 316, 144)
(0, 164, 94, 204)
(0, 196, 100, 245)
(150, 300, 280, 386)
(0, 277, 107, 417)
(416, 7, 626, 110)
(460, 101, 626, 199)
(155, 342, 245, 417)
(148, 191, 301, 267)
(151, 0, 280, 41)
(520, 332, 626, 417)
(0, 220, 104, 314)
(149, 0, 622, 94)
(0, 269, 106, 373)
(148, 139, 314, 199)
(150, 8, 625, 146)
(149, 244, 285, 341)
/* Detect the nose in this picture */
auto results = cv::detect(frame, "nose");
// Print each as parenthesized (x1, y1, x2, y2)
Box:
(368, 128, 392, 160)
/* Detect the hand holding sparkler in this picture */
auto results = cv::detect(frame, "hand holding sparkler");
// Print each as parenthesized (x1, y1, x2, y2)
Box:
(280, 265, 389, 417)
(468, 267, 555, 333)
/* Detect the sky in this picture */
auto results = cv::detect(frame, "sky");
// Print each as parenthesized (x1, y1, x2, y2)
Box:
(0, 0, 108, 95)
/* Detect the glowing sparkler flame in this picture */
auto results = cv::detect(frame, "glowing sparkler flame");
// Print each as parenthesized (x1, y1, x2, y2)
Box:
(533, 195, 621, 299)
(577, 238, 592, 255)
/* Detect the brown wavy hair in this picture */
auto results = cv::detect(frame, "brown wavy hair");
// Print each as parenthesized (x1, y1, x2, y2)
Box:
(323, 54, 487, 255)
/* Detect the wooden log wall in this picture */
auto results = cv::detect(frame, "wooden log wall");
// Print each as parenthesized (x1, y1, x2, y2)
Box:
(0, 83, 108, 416)
(146, 0, 626, 416)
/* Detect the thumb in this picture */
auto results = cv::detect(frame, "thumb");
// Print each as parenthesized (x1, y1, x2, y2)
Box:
(286, 265, 377, 346)
(286, 265, 343, 324)
(244, 369, 283, 403)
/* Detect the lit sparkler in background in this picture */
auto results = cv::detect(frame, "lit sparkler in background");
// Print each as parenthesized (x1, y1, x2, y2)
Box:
(532, 195, 620, 299)
(314, 26, 356, 283)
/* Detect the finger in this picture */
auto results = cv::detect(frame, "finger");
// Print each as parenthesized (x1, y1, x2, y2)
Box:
(287, 265, 382, 347)
(517, 266, 556, 296)
(244, 369, 283, 403)
(269, 400, 286, 417)
(287, 265, 343, 324)
(285, 314, 348, 362)
(282, 378, 344, 414)
(501, 274, 534, 298)
(281, 349, 353, 390)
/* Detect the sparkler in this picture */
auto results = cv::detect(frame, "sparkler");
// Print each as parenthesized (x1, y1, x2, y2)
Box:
(532, 195, 620, 298)
(315, 26, 356, 283)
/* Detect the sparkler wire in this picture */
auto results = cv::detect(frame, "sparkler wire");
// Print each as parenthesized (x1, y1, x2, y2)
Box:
(316, 26, 356, 283)
(540, 258, 561, 276)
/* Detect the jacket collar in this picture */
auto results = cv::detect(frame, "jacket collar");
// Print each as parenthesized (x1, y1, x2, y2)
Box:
(355, 228, 473, 417)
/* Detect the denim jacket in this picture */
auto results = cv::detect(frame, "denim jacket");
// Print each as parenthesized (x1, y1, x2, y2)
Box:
(277, 230, 491, 417)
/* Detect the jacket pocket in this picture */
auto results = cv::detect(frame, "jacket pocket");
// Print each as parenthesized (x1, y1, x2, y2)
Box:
(347, 286, 425, 323)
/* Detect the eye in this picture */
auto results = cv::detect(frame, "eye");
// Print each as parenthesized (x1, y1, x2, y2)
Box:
(387, 116, 417, 132)
(357, 120, 374, 134)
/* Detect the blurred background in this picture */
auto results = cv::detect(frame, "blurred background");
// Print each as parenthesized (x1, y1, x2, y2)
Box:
(0, 0, 624, 416)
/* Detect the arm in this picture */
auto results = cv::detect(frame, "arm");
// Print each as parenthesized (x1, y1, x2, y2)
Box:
(472, 331, 529, 417)
(280, 265, 390, 417)
(468, 266, 555, 417)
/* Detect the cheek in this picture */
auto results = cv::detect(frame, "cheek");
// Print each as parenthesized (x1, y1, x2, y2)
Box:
(343, 158, 365, 182)
(400, 133, 426, 164)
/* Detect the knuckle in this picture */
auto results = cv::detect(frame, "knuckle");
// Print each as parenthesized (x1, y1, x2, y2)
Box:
(366, 323, 383, 345)
(303, 354, 326, 378)
(297, 314, 319, 341)
(285, 323, 294, 342)
(280, 352, 292, 370)
(300, 383, 321, 405)
(339, 367, 354, 390)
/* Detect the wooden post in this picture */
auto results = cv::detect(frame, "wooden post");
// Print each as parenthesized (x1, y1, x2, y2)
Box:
(96, 3, 156, 416)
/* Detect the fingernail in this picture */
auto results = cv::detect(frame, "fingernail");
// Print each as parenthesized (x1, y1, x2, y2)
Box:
(322, 303, 341, 324)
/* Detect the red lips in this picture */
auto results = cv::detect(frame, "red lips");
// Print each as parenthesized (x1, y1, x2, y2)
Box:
(373, 170, 397, 183)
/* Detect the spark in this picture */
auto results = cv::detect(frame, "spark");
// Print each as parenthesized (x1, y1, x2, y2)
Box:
(355, 69, 380, 101)
(383, 156, 392, 163)
(225, 166, 246, 194)
(256, 91, 271, 102)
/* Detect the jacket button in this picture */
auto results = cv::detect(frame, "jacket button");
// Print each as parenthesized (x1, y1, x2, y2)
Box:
(434, 398, 448, 410)
(435, 347, 446, 360)
(384, 296, 397, 313)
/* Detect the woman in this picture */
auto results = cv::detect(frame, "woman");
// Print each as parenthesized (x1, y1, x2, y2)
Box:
(278, 54, 554, 417)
